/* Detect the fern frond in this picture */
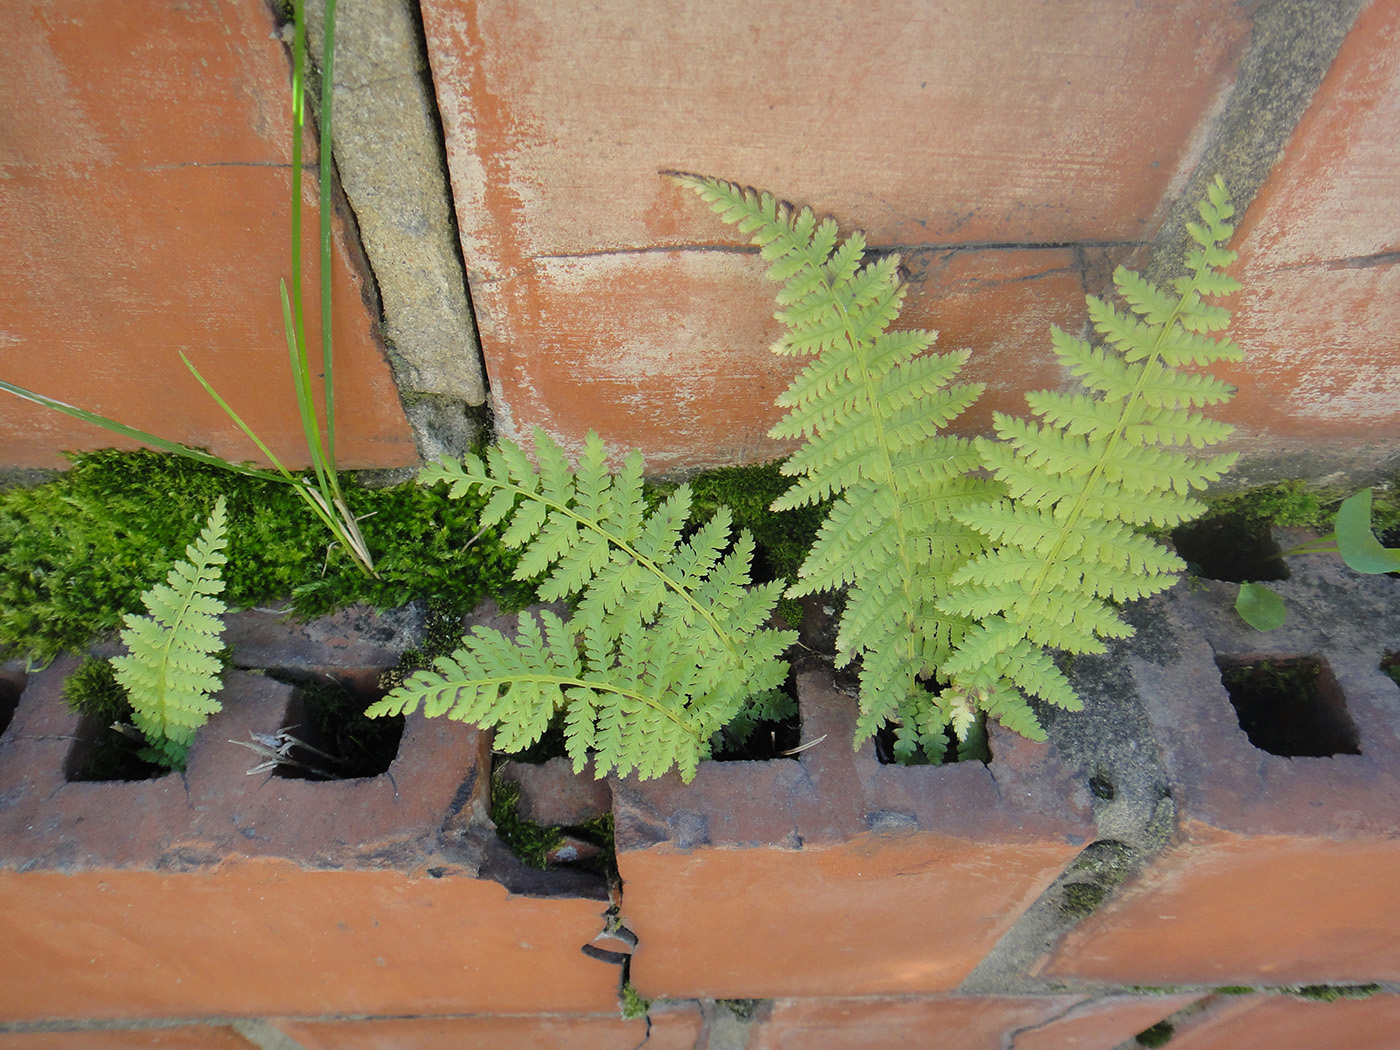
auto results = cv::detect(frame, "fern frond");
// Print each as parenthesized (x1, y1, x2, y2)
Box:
(943, 177, 1242, 734)
(375, 429, 795, 782)
(110, 497, 229, 769)
(672, 172, 997, 747)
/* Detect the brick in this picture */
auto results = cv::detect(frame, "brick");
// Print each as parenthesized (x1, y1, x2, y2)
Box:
(273, 1014, 653, 1050)
(0, 613, 618, 1020)
(498, 756, 613, 827)
(616, 672, 1094, 999)
(1221, 0, 1400, 451)
(1042, 557, 1400, 984)
(422, 0, 1251, 467)
(1167, 993, 1400, 1050)
(1010, 993, 1202, 1050)
(0, 1029, 252, 1050)
(749, 996, 1083, 1050)
(0, 2, 416, 471)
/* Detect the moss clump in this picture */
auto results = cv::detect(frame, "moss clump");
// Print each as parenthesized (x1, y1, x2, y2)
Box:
(1135, 1020, 1174, 1047)
(620, 982, 650, 1019)
(1060, 881, 1108, 918)
(0, 448, 531, 664)
(62, 657, 133, 727)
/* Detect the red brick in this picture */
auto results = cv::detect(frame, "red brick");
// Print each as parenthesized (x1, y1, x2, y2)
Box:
(422, 0, 1251, 468)
(1043, 559, 1400, 984)
(497, 756, 612, 827)
(1010, 993, 1201, 1050)
(617, 672, 1093, 999)
(0, 2, 416, 471)
(0, 1029, 252, 1050)
(0, 617, 618, 1020)
(749, 996, 1083, 1050)
(1221, 0, 1400, 448)
(1168, 993, 1400, 1050)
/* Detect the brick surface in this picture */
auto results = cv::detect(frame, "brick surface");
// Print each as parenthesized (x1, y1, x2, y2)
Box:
(0, 2, 416, 470)
(749, 996, 1084, 1050)
(616, 672, 1094, 999)
(0, 610, 618, 1021)
(1009, 993, 1202, 1050)
(1167, 993, 1400, 1050)
(1221, 0, 1400, 450)
(421, 0, 1251, 468)
(1043, 556, 1400, 984)
(274, 1001, 703, 1050)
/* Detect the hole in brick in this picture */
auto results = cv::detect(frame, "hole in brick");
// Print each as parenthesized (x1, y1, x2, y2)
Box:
(64, 716, 167, 782)
(874, 680, 992, 767)
(1172, 513, 1289, 582)
(0, 668, 26, 739)
(710, 669, 801, 761)
(60, 659, 166, 782)
(1216, 655, 1360, 757)
(268, 671, 404, 780)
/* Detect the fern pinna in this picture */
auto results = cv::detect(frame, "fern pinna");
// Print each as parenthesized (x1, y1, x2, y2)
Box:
(366, 429, 795, 782)
(111, 496, 229, 770)
(938, 177, 1242, 730)
(668, 172, 999, 759)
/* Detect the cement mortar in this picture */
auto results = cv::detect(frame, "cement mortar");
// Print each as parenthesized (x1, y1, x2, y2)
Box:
(302, 0, 487, 458)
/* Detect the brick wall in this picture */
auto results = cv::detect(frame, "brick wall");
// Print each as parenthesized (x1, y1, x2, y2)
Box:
(1, 1, 1396, 481)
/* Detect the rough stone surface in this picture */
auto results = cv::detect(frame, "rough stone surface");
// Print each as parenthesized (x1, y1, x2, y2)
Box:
(304, 0, 488, 419)
(499, 756, 612, 827)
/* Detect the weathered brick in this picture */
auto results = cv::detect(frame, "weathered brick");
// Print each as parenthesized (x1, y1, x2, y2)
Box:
(749, 996, 1083, 1050)
(616, 672, 1094, 999)
(0, 3, 416, 471)
(1221, 0, 1400, 453)
(1010, 992, 1202, 1050)
(1167, 993, 1400, 1050)
(0, 1028, 253, 1050)
(1042, 556, 1400, 984)
(421, 0, 1252, 468)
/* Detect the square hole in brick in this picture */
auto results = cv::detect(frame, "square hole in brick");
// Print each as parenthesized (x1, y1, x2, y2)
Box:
(60, 659, 167, 782)
(1172, 513, 1289, 582)
(1216, 655, 1360, 757)
(270, 671, 404, 780)
(0, 667, 26, 739)
(709, 668, 802, 762)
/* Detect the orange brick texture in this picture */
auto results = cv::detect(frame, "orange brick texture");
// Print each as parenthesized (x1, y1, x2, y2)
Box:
(0, 2, 417, 471)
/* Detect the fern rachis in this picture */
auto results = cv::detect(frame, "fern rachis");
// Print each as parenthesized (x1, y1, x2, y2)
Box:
(110, 496, 230, 770)
(366, 429, 795, 782)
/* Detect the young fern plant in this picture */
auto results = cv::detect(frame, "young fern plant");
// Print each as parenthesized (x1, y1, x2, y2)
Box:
(676, 173, 1244, 751)
(938, 176, 1242, 734)
(668, 172, 1000, 759)
(110, 496, 230, 770)
(366, 429, 796, 782)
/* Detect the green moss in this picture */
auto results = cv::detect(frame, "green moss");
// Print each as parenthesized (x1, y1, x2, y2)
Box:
(1205, 480, 1327, 529)
(0, 449, 530, 664)
(489, 776, 563, 869)
(1134, 1020, 1174, 1047)
(62, 657, 133, 727)
(620, 982, 650, 1019)
(1060, 881, 1108, 918)
(1214, 985, 1255, 995)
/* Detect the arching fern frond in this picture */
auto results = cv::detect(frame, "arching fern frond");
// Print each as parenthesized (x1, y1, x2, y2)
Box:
(111, 496, 229, 770)
(669, 172, 998, 746)
(941, 176, 1243, 725)
(367, 429, 795, 782)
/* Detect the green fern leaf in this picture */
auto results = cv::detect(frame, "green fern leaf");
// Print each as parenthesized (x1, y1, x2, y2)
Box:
(110, 496, 229, 770)
(371, 430, 795, 782)
(943, 177, 1242, 733)
(671, 171, 999, 748)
